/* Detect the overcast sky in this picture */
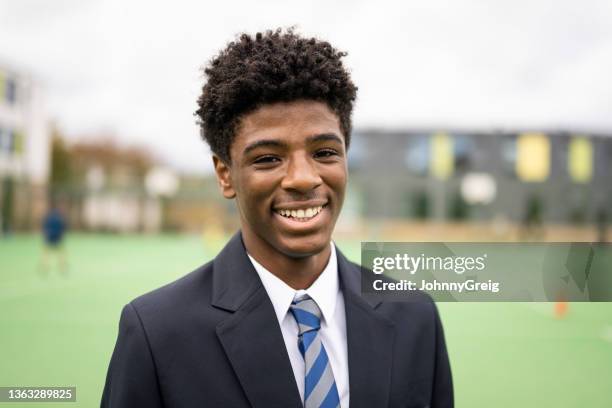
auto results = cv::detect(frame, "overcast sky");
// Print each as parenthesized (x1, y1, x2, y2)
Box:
(1, 0, 611, 174)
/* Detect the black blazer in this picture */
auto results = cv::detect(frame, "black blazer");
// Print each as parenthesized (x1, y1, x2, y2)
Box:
(101, 232, 453, 407)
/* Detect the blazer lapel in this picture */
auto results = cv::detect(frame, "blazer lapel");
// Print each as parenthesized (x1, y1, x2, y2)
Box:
(337, 248, 396, 408)
(212, 233, 302, 408)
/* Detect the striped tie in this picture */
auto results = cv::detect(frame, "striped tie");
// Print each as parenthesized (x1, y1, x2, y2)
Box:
(289, 295, 340, 408)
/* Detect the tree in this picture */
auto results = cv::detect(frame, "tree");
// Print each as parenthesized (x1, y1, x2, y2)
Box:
(49, 128, 73, 191)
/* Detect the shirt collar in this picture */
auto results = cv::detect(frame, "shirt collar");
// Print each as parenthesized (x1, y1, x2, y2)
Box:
(248, 243, 339, 325)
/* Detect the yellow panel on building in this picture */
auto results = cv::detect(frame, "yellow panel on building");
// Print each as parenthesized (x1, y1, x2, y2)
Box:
(430, 132, 453, 180)
(516, 132, 550, 182)
(568, 136, 593, 183)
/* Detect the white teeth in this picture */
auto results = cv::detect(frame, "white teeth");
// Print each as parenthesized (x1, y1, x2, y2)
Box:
(276, 206, 324, 220)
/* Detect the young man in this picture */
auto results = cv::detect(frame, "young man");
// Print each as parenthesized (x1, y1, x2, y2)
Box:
(101, 29, 453, 408)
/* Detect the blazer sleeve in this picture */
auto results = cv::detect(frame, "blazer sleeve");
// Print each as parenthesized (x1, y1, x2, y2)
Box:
(101, 303, 164, 408)
(431, 303, 454, 408)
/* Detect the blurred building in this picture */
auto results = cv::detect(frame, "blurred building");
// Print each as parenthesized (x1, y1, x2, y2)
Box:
(0, 63, 50, 233)
(163, 174, 238, 234)
(349, 130, 612, 226)
(54, 139, 171, 233)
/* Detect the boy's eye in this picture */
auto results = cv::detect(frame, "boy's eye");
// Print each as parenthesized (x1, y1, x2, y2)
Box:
(314, 149, 338, 158)
(253, 155, 280, 164)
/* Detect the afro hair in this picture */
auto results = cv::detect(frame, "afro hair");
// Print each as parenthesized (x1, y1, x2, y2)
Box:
(195, 28, 358, 163)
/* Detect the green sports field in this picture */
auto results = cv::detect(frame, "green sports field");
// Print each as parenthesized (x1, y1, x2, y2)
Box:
(1, 234, 611, 407)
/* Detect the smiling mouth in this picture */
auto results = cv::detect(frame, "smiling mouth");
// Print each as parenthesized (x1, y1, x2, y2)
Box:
(273, 205, 325, 222)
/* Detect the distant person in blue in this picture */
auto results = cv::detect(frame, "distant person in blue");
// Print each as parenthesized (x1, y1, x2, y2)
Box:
(40, 200, 68, 274)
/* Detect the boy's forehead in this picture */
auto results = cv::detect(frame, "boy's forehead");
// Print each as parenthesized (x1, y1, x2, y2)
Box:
(237, 100, 341, 137)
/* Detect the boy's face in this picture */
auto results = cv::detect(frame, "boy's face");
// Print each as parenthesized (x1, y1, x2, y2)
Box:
(214, 100, 347, 258)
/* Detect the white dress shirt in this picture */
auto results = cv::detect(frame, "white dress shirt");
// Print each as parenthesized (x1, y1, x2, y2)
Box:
(248, 244, 349, 408)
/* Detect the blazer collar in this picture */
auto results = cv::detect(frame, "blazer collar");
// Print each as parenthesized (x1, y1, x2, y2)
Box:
(212, 232, 395, 408)
(211, 231, 383, 311)
(210, 232, 263, 312)
(212, 232, 302, 407)
(336, 245, 395, 408)
(335, 246, 383, 308)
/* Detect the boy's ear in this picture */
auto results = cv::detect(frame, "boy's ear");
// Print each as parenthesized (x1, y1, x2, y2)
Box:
(212, 155, 236, 199)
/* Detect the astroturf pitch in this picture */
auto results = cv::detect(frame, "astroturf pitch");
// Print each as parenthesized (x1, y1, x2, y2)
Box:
(1, 234, 611, 407)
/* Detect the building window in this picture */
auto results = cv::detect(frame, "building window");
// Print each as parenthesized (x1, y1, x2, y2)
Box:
(0, 127, 7, 153)
(501, 135, 516, 177)
(347, 131, 366, 170)
(0, 72, 17, 105)
(13, 130, 24, 154)
(516, 132, 550, 182)
(568, 136, 593, 183)
(406, 132, 474, 179)
(453, 134, 475, 174)
(405, 134, 429, 176)
(5, 78, 17, 104)
(430, 132, 453, 180)
(0, 128, 21, 154)
(8, 130, 15, 152)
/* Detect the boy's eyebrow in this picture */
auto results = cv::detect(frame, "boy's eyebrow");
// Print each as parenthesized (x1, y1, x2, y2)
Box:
(306, 133, 344, 145)
(242, 133, 344, 155)
(243, 139, 287, 155)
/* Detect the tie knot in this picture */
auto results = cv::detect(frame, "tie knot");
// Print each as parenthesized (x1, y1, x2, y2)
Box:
(289, 295, 322, 335)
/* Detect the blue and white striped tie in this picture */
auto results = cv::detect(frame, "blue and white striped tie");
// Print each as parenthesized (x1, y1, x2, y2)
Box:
(290, 295, 340, 408)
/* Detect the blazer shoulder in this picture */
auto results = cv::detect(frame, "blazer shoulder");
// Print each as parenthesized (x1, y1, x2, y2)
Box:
(129, 261, 215, 319)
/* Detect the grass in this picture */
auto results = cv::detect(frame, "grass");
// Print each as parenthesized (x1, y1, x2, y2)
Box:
(1, 233, 611, 407)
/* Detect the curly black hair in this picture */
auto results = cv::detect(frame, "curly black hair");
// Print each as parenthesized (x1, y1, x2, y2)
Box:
(195, 28, 358, 163)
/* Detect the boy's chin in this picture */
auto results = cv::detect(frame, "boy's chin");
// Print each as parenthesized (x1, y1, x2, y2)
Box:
(275, 235, 331, 259)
